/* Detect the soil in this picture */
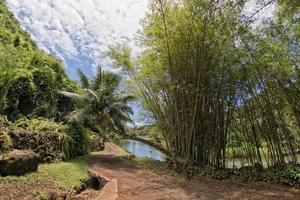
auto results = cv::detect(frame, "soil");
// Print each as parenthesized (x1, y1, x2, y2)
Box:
(88, 143, 300, 200)
(0, 178, 61, 200)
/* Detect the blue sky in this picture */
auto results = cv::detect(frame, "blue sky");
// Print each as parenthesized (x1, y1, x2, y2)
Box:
(6, 0, 148, 78)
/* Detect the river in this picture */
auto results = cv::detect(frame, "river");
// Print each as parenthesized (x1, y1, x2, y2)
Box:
(121, 139, 166, 161)
(121, 139, 300, 168)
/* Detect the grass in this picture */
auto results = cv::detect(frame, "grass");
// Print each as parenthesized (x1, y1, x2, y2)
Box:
(39, 156, 89, 189)
(0, 171, 47, 184)
(0, 156, 89, 199)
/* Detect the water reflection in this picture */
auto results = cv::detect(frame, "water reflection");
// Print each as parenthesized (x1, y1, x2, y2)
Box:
(121, 139, 166, 161)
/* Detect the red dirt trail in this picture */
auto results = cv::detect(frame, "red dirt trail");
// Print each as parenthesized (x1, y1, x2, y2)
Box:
(88, 143, 300, 200)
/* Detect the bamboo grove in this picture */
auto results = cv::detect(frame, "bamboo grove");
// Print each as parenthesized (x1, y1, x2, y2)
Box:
(109, 0, 300, 169)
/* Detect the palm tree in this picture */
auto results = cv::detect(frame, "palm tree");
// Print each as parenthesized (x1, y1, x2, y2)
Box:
(60, 67, 134, 135)
(61, 68, 171, 158)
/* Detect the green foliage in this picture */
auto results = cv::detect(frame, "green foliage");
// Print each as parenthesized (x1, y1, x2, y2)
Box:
(14, 117, 66, 133)
(0, 130, 12, 152)
(61, 68, 134, 135)
(266, 164, 300, 186)
(127, 125, 164, 144)
(235, 164, 300, 186)
(2, 117, 93, 161)
(0, 115, 12, 152)
(201, 166, 231, 180)
(191, 164, 300, 186)
(0, 0, 77, 121)
(65, 124, 92, 157)
(107, 42, 133, 69)
(0, 1, 100, 167)
(110, 0, 300, 171)
(0, 115, 8, 124)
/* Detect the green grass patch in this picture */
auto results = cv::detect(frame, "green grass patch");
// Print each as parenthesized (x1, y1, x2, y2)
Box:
(0, 155, 89, 192)
(39, 156, 89, 189)
(0, 171, 47, 184)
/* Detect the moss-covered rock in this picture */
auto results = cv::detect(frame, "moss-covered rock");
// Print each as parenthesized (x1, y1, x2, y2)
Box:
(0, 149, 39, 175)
(7, 127, 70, 162)
(1, 117, 105, 164)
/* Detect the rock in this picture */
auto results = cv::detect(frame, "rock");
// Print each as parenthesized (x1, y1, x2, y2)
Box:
(74, 170, 108, 194)
(72, 171, 108, 200)
(0, 149, 39, 175)
(8, 127, 68, 161)
(87, 170, 108, 190)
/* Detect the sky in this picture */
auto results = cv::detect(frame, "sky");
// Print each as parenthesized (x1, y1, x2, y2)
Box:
(5, 0, 148, 79)
(5, 0, 275, 126)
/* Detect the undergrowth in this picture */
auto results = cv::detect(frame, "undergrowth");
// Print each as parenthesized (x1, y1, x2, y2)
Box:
(178, 162, 300, 186)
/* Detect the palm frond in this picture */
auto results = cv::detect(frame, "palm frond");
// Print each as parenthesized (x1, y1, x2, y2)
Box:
(111, 117, 125, 134)
(93, 66, 102, 90)
(101, 72, 121, 94)
(67, 105, 94, 124)
(99, 111, 124, 134)
(60, 91, 82, 100)
(110, 102, 134, 115)
(77, 68, 91, 88)
(83, 89, 99, 102)
(111, 95, 136, 103)
(109, 107, 133, 123)
(60, 90, 97, 104)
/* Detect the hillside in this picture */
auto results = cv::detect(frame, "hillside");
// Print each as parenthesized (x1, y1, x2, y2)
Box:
(0, 0, 77, 121)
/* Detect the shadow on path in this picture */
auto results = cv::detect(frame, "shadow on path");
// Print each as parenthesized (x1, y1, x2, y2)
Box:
(88, 143, 300, 200)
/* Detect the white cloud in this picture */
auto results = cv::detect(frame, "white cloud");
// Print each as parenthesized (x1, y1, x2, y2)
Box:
(5, 0, 275, 76)
(5, 0, 148, 75)
(244, 0, 276, 25)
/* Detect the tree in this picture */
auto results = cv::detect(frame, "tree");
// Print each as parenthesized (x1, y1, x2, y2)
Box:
(61, 68, 135, 135)
(0, 1, 77, 121)
(108, 0, 299, 170)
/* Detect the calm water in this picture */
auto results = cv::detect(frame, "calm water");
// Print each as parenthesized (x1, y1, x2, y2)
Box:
(121, 140, 300, 167)
(121, 139, 166, 161)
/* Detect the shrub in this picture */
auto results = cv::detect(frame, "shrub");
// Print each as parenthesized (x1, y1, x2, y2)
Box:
(257, 164, 300, 186)
(14, 117, 66, 133)
(0, 130, 12, 152)
(65, 124, 92, 158)
(12, 118, 99, 160)
(227, 163, 300, 186)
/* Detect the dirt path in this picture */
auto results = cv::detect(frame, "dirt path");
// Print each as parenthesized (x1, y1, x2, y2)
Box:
(88, 143, 300, 200)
